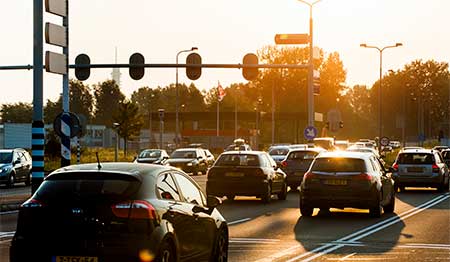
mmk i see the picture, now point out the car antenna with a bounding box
[96,152,102,170]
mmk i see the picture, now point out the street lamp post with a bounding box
[149,93,155,148]
[360,42,402,150]
[176,47,198,148]
[113,122,120,162]
[298,0,322,127]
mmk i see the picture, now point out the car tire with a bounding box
[6,173,15,188]
[211,228,228,262]
[261,183,272,204]
[369,192,383,218]
[156,240,176,262]
[383,191,395,213]
[277,181,288,200]
[300,203,313,217]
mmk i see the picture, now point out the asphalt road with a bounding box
[1,175,449,261]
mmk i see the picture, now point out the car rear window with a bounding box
[287,151,318,160]
[397,153,434,164]
[269,148,289,156]
[215,154,260,166]
[311,157,366,172]
[171,150,196,158]
[34,172,141,203]
[139,150,161,158]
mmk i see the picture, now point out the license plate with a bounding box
[226,172,244,177]
[54,256,98,262]
[407,167,423,172]
[324,179,347,186]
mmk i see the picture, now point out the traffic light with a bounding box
[186,53,202,80]
[74,54,90,81]
[242,53,259,81]
[339,121,344,128]
[129,53,145,80]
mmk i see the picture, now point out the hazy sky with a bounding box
[1,0,449,105]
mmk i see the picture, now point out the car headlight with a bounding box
[1,167,10,173]
[187,162,193,166]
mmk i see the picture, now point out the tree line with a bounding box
[1,45,449,144]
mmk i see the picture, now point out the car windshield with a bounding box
[397,153,434,165]
[269,148,289,156]
[287,151,318,160]
[311,157,366,172]
[139,150,161,158]
[226,145,248,151]
[0,152,12,164]
[442,151,450,160]
[171,150,197,159]
[216,154,260,166]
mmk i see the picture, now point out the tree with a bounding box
[1,102,33,123]
[69,79,94,122]
[44,98,62,124]
[93,80,125,127]
[113,101,143,156]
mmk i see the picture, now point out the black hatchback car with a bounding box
[11,163,228,262]
[207,151,287,203]
[300,151,395,217]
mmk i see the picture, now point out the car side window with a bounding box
[265,153,277,168]
[173,172,205,206]
[156,173,181,201]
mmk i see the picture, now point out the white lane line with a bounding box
[232,237,280,242]
[0,210,19,215]
[228,217,252,225]
[262,193,449,262]
[0,231,15,236]
[339,253,356,261]
[299,194,450,262]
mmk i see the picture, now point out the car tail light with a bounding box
[392,163,399,172]
[354,173,372,181]
[112,200,156,220]
[432,164,439,173]
[281,160,288,167]
[21,198,44,208]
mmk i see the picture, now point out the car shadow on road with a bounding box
[395,189,449,210]
[293,210,405,255]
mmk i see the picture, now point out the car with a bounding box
[10,163,228,262]
[389,141,401,149]
[300,151,396,217]
[334,140,349,150]
[268,145,291,165]
[346,146,380,158]
[167,148,208,175]
[401,146,424,151]
[280,147,325,190]
[441,149,450,167]
[224,138,252,151]
[203,149,216,167]
[206,151,288,203]
[134,149,169,165]
[391,149,450,192]
[313,137,336,151]
[432,145,450,153]
[0,148,32,187]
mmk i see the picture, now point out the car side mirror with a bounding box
[197,156,203,160]
[206,195,222,208]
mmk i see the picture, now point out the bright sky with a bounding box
[1,0,449,105]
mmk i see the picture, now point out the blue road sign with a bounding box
[304,126,318,140]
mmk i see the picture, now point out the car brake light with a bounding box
[281,160,288,167]
[392,163,399,172]
[432,164,439,173]
[354,173,372,181]
[21,198,44,208]
[112,200,156,219]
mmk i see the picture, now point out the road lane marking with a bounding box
[228,217,252,225]
[339,253,356,261]
[231,237,280,242]
[257,193,449,262]
[0,210,19,215]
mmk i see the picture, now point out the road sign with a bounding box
[380,137,390,146]
[304,126,318,140]
[45,51,67,75]
[45,22,67,47]
[53,112,81,138]
[275,34,309,45]
[45,0,67,17]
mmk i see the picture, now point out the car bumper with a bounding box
[393,173,443,187]
[300,188,378,209]
[207,179,269,197]
[286,172,305,187]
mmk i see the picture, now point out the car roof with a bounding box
[220,150,265,156]
[0,149,15,153]
[400,148,432,154]
[316,151,372,160]
[288,147,325,153]
[173,148,199,152]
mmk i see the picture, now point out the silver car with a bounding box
[391,149,449,192]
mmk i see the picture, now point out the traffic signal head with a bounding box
[129,53,145,80]
[186,53,202,80]
[242,53,259,81]
[339,121,344,128]
[74,54,90,81]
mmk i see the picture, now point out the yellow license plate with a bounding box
[226,172,244,177]
[55,256,99,262]
[324,179,347,186]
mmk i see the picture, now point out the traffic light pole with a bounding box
[61,1,70,167]
[308,4,314,127]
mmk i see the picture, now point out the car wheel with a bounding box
[226,195,235,201]
[277,181,288,200]
[300,203,313,217]
[369,192,382,218]
[156,240,176,262]
[383,191,395,213]
[25,172,31,186]
[6,173,15,188]
[261,183,272,204]
[211,229,228,262]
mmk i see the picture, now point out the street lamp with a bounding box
[176,47,198,149]
[360,42,402,150]
[297,0,323,127]
[113,122,120,162]
[148,93,155,148]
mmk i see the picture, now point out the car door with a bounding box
[373,157,394,205]
[434,152,449,184]
[13,151,25,180]
[264,153,284,191]
[172,171,217,260]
